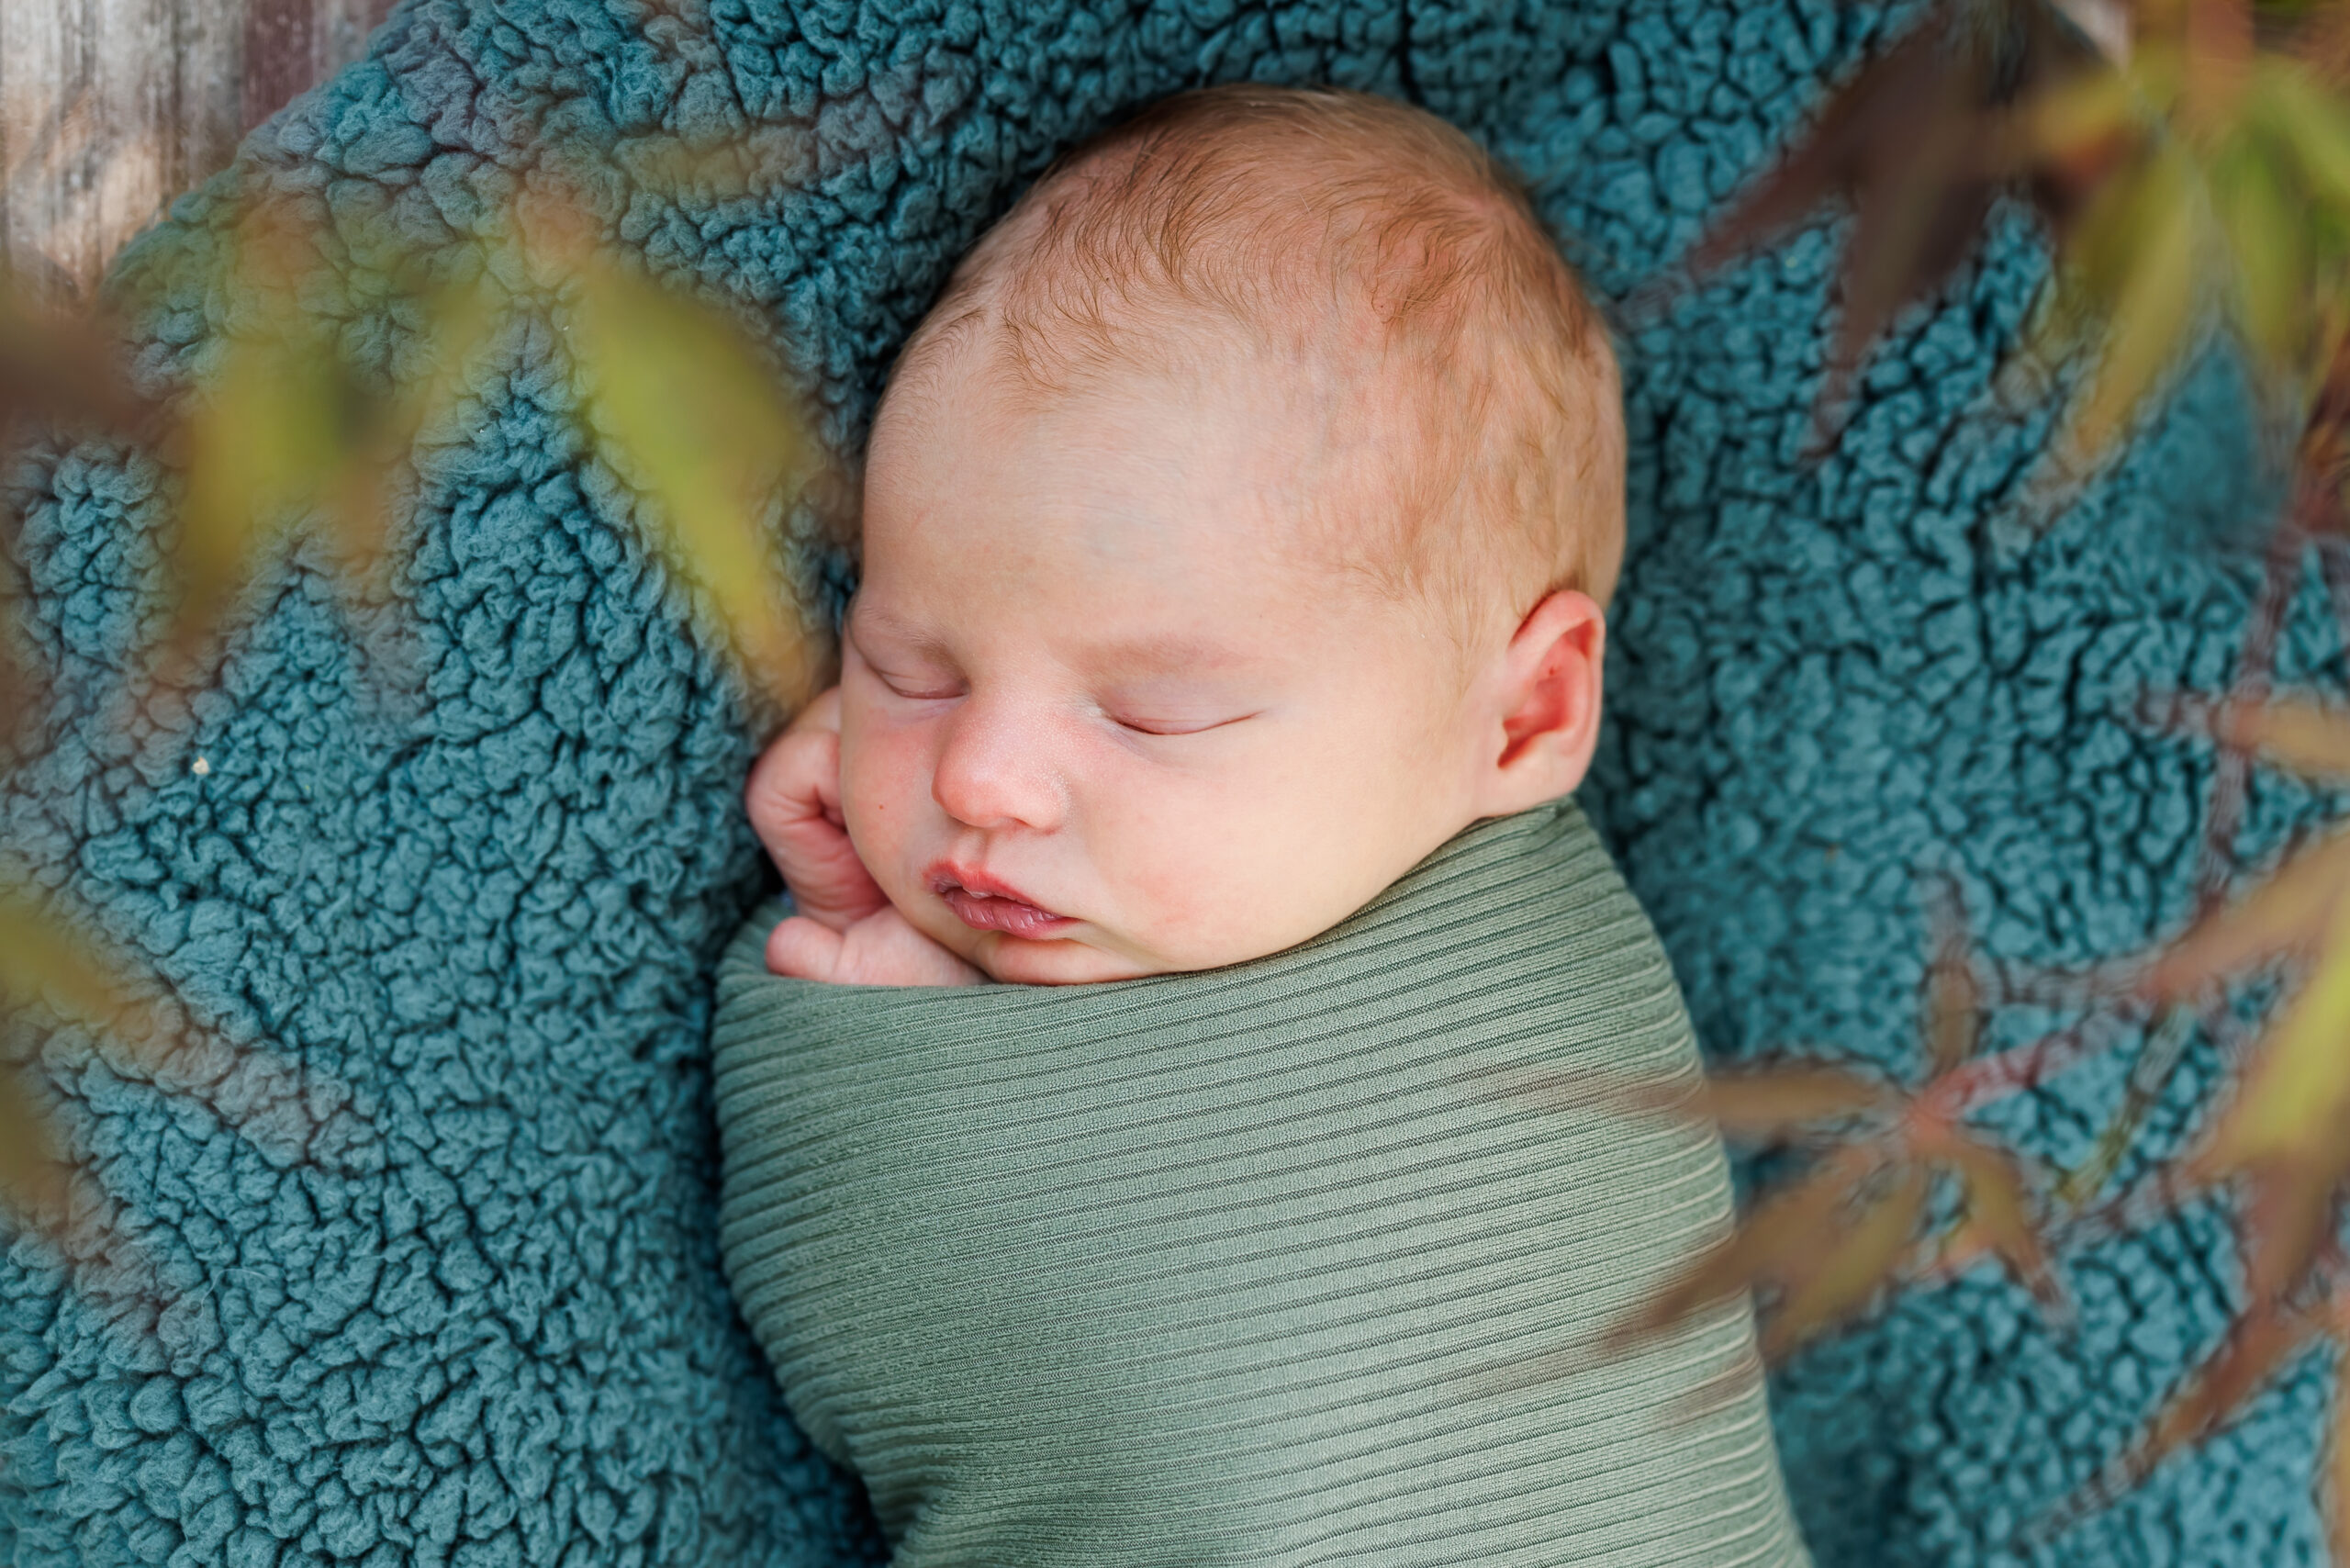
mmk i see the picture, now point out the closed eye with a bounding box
[1108,711,1259,737]
[873,672,963,702]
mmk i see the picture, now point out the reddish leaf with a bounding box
[2064,1304,2322,1529]
[1657,0,2093,429]
[1696,1064,1898,1139]
[2216,695,2350,781]
[1936,1131,2065,1308]
[1923,880,1984,1079]
[2235,1154,2348,1305]
[1760,1161,1930,1360]
[1608,1146,1881,1351]
[1469,1054,1890,1143]
[0,272,151,441]
[2052,140,2204,465]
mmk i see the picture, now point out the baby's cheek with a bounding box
[837,721,934,885]
[1103,801,1281,967]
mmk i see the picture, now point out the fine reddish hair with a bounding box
[882,84,1627,622]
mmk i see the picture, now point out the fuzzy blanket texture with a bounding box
[0,0,2334,1565]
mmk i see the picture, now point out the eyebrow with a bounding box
[849,602,1256,679]
[1081,634,1255,679]
[845,601,950,655]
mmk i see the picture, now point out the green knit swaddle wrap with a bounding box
[711,801,1812,1565]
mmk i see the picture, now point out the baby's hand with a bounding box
[745,688,983,987]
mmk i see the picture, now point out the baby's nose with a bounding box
[930,701,1067,833]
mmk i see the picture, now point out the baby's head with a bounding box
[840,84,1625,983]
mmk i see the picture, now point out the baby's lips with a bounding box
[925,860,1076,939]
[937,885,1075,939]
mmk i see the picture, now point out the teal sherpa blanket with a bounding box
[0,0,2333,1564]
[712,803,1810,1567]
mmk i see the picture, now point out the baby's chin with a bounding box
[968,932,1168,985]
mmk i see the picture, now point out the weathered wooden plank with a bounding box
[2,0,391,304]
[246,0,395,133]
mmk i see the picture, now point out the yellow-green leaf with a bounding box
[2023,62,2143,165]
[325,276,503,597]
[2063,143,2205,464]
[169,320,352,660]
[2210,136,2309,365]
[2255,58,2350,215]
[565,256,825,711]
[2197,899,2350,1172]
[0,891,162,1043]
[2145,824,2350,997]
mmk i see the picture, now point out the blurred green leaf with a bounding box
[0,1056,69,1225]
[170,312,356,666]
[2195,900,2350,1175]
[0,890,165,1043]
[2257,55,2350,206]
[161,203,504,681]
[2210,137,2308,361]
[564,252,826,712]
[2057,142,2204,463]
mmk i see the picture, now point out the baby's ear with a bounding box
[1476,589,1606,816]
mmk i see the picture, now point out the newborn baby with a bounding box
[746,83,1622,989]
[715,84,1812,1565]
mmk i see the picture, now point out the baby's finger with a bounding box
[744,720,840,849]
[767,913,847,981]
[837,908,986,987]
[746,701,887,931]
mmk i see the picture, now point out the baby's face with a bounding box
[840,342,1497,983]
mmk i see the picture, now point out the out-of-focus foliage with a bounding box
[1606,901,2061,1362]
[1648,0,2103,437]
[2023,8,2350,462]
[519,196,828,712]
[0,181,829,1272]
[7,0,2350,1552]
[0,889,172,1240]
[1616,0,2350,1554]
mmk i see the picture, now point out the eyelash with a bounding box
[867,666,1247,736]
[1107,712,1250,738]
[873,673,961,702]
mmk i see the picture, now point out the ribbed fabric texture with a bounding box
[711,801,1812,1566]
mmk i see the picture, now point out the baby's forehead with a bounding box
[870,84,1622,614]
